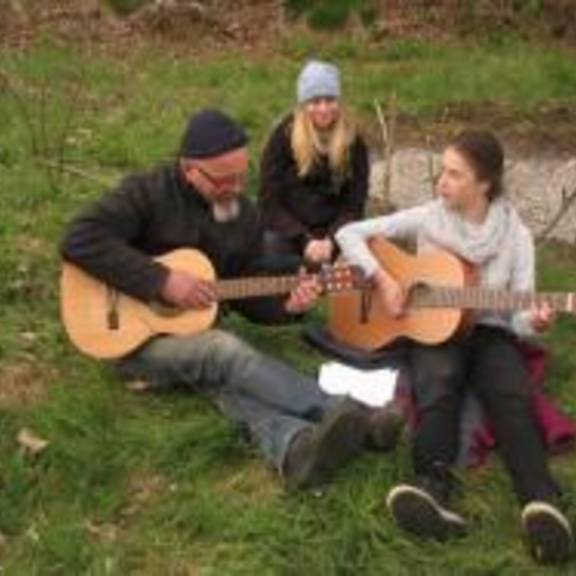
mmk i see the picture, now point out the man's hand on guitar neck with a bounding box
[284,269,322,314]
[374,268,406,318]
[161,270,216,309]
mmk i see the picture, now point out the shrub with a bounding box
[283,0,376,30]
[103,0,150,16]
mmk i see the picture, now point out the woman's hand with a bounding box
[304,238,334,265]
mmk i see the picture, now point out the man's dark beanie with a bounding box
[180,109,248,159]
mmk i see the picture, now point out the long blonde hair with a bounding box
[290,104,356,179]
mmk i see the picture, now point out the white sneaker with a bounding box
[386,484,467,541]
[522,501,574,564]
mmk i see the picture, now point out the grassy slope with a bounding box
[0,33,576,574]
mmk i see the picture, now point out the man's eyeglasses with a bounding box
[194,164,248,189]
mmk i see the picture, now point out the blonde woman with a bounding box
[258,60,368,268]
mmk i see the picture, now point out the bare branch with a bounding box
[372,94,397,214]
[55,71,88,175]
[35,157,114,187]
[536,186,576,243]
[0,70,41,155]
[374,99,388,149]
[424,135,437,199]
[1,62,91,194]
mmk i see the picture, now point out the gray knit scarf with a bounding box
[421,198,524,265]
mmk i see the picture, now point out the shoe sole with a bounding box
[522,502,574,564]
[386,485,466,541]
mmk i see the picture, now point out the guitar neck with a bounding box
[215,275,301,301]
[413,286,576,315]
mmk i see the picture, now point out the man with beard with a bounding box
[60,109,403,490]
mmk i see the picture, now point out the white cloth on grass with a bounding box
[318,361,398,407]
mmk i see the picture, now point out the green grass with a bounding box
[1,32,576,574]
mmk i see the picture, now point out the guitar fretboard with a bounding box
[214,265,362,300]
[215,275,302,300]
[412,286,576,314]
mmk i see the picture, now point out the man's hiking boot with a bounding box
[522,501,574,564]
[364,400,405,451]
[282,398,367,490]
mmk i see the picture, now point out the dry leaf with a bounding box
[20,331,38,343]
[125,379,152,392]
[85,520,119,543]
[17,428,49,455]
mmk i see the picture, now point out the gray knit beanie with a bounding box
[296,60,341,104]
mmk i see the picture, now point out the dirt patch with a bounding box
[0,0,284,52]
[12,235,50,257]
[130,0,282,47]
[363,100,576,159]
[118,471,171,520]
[128,472,169,504]
[4,1,576,49]
[0,362,54,408]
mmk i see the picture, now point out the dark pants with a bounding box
[407,325,560,505]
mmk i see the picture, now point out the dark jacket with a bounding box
[258,114,369,252]
[60,163,297,324]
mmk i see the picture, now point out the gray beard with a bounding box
[212,199,240,223]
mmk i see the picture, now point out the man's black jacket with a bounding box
[60,163,298,324]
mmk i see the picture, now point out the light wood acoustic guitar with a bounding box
[328,237,576,351]
[61,248,364,359]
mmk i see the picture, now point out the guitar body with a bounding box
[327,238,475,350]
[60,249,218,359]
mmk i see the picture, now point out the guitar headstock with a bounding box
[319,264,368,293]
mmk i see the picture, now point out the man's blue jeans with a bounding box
[118,329,341,472]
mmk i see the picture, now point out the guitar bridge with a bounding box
[106,287,120,330]
[360,281,373,324]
